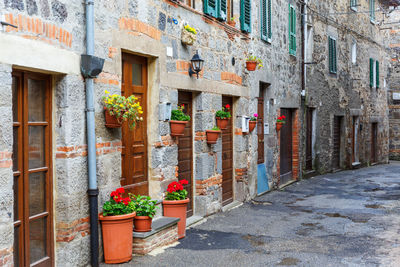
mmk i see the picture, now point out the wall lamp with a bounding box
[188,51,204,79]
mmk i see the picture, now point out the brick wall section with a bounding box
[196,175,222,195]
[132,224,178,255]
[56,217,90,243]
[292,110,300,180]
[0,247,13,267]
[4,13,72,47]
[94,72,120,86]
[235,168,248,182]
[221,72,242,85]
[56,141,122,159]
[118,18,161,40]
[154,136,177,147]
[0,151,12,168]
[175,60,204,77]
[194,132,206,141]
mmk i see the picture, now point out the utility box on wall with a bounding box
[159,102,172,121]
[242,116,250,133]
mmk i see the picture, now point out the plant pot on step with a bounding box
[99,212,136,264]
[206,130,221,144]
[163,198,190,239]
[104,109,122,128]
[249,121,256,132]
[276,122,284,132]
[134,216,153,232]
[216,118,229,130]
[170,120,188,136]
[246,61,257,71]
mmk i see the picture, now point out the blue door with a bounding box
[257,92,269,194]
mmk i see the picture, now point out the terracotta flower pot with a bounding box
[134,216,153,232]
[104,109,122,128]
[249,121,257,132]
[216,117,229,130]
[163,198,190,239]
[246,61,257,71]
[99,212,136,264]
[206,130,221,144]
[227,20,236,27]
[276,122,284,132]
[170,120,188,136]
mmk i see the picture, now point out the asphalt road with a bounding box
[104,162,400,267]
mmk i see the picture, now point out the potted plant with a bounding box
[170,104,191,136]
[162,179,189,239]
[276,115,286,132]
[206,126,221,144]
[249,113,258,132]
[129,195,158,232]
[181,24,197,46]
[246,55,263,71]
[227,16,236,27]
[215,104,231,130]
[102,90,143,129]
[99,187,135,264]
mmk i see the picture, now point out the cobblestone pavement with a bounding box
[104,162,400,267]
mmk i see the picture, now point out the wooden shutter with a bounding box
[240,0,251,33]
[370,0,375,21]
[261,0,267,41]
[289,4,296,55]
[376,60,380,88]
[267,0,272,40]
[329,37,337,74]
[204,0,218,17]
[329,38,333,73]
[370,58,374,87]
[218,0,227,20]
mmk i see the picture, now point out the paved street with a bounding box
[111,163,400,267]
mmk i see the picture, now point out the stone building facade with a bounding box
[0,0,304,266]
[302,0,393,175]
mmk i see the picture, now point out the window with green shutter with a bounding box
[204,0,218,17]
[350,0,358,11]
[261,0,272,42]
[218,0,227,21]
[289,4,296,56]
[240,0,251,33]
[370,0,375,22]
[376,60,380,88]
[370,58,374,88]
[328,36,337,74]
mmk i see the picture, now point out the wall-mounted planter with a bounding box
[249,121,256,132]
[206,130,221,144]
[104,109,122,128]
[181,29,196,46]
[170,120,188,136]
[133,216,153,232]
[245,61,257,71]
[276,122,284,132]
[216,118,229,130]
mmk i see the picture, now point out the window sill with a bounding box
[350,7,357,12]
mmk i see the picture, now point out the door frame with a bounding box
[279,108,294,185]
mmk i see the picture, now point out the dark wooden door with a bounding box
[257,95,265,164]
[178,92,193,217]
[222,96,233,206]
[305,108,313,170]
[371,123,378,163]
[332,116,341,170]
[121,54,148,195]
[13,71,53,267]
[280,109,293,185]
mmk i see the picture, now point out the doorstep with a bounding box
[222,200,242,212]
[186,215,204,227]
[132,216,179,255]
[352,162,361,169]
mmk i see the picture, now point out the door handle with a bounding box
[259,139,264,143]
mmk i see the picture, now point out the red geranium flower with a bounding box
[110,191,118,197]
[180,179,189,185]
[122,197,130,206]
[225,104,231,109]
[116,187,125,194]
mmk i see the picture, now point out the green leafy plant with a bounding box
[215,104,231,119]
[102,187,134,216]
[246,55,264,69]
[171,104,191,121]
[184,24,197,35]
[165,180,189,200]
[211,126,221,131]
[229,16,237,22]
[102,90,143,129]
[128,195,158,218]
[250,113,258,121]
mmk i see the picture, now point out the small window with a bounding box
[289,4,296,56]
[183,0,195,8]
[351,42,357,64]
[328,36,337,74]
[261,0,272,42]
[370,0,376,22]
[204,0,227,20]
[369,58,380,89]
[350,0,358,11]
[240,0,251,33]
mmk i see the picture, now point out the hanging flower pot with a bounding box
[206,128,221,144]
[163,180,190,239]
[133,216,153,232]
[104,109,122,128]
[245,55,263,71]
[246,61,257,71]
[249,121,257,132]
[170,104,191,136]
[216,118,229,130]
[181,25,197,46]
[276,122,284,132]
[276,115,286,132]
[215,104,231,130]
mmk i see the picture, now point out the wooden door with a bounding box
[178,92,193,217]
[371,123,378,163]
[222,96,233,206]
[305,108,313,170]
[121,54,148,195]
[12,71,53,267]
[332,116,341,170]
[280,109,293,185]
[257,94,265,164]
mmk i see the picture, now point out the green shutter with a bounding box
[333,39,337,73]
[204,0,218,18]
[240,0,251,33]
[218,0,227,21]
[267,0,272,40]
[289,4,296,56]
[328,37,337,74]
[351,0,357,8]
[376,60,380,88]
[261,0,267,41]
[370,58,374,87]
[370,0,375,21]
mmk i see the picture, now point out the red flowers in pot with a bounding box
[276,115,286,132]
[249,113,258,132]
[215,104,231,130]
[163,179,189,238]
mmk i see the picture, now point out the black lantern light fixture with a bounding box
[188,50,204,79]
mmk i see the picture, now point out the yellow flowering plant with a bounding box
[184,24,197,35]
[102,90,143,129]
